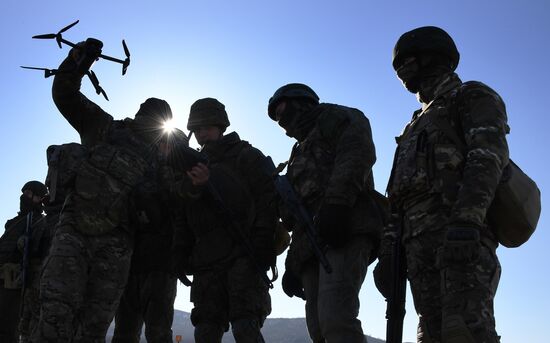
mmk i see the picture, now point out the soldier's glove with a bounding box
[372,232,396,299]
[373,254,393,299]
[281,270,305,300]
[274,221,291,256]
[70,38,103,75]
[442,226,481,264]
[317,203,353,248]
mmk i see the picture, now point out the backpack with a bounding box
[429,83,541,247]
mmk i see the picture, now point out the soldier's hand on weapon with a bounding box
[186,162,209,186]
[70,38,103,74]
[373,221,400,299]
[282,270,305,300]
[317,203,353,248]
[442,226,481,264]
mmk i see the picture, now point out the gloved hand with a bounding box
[274,221,291,256]
[316,203,353,248]
[373,254,393,299]
[281,270,305,300]
[442,226,481,264]
[372,230,397,299]
[71,38,103,74]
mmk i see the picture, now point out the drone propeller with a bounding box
[32,20,79,49]
[122,40,130,75]
[20,66,59,78]
[86,70,109,101]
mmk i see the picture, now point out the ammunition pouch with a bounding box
[440,227,481,265]
[0,263,21,289]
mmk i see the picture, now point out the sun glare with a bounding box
[163,119,176,134]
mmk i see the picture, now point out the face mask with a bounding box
[277,102,300,138]
[20,194,40,214]
[277,100,318,140]
[396,58,422,93]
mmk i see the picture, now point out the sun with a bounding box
[163,119,176,134]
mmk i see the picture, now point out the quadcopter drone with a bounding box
[21,20,130,101]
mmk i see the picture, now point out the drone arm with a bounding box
[59,38,78,49]
[86,71,109,101]
[98,54,124,64]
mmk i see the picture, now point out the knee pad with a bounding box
[442,314,476,343]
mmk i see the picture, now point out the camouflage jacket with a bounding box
[129,166,179,273]
[284,103,381,273]
[387,73,509,238]
[175,132,277,272]
[52,56,161,235]
[0,211,45,264]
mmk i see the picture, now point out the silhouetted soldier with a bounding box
[173,98,277,343]
[375,26,508,342]
[32,39,173,343]
[0,181,46,343]
[267,83,382,343]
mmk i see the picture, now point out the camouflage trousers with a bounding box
[300,235,373,343]
[19,262,43,343]
[112,271,177,343]
[31,222,132,343]
[405,230,501,343]
[190,256,271,343]
[0,284,21,343]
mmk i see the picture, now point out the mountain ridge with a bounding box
[107,309,389,342]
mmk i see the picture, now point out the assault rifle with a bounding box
[19,212,34,313]
[166,139,274,288]
[263,156,331,274]
[385,213,407,343]
[205,182,275,288]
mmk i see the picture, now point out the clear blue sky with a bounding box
[1,1,548,342]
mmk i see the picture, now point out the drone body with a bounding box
[21,20,131,101]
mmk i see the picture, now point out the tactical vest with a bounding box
[0,213,45,264]
[287,105,375,214]
[66,120,156,235]
[388,89,466,208]
[186,141,256,270]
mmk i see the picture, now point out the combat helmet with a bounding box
[268,83,320,120]
[392,26,460,71]
[135,97,173,121]
[21,180,48,197]
[187,97,230,131]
